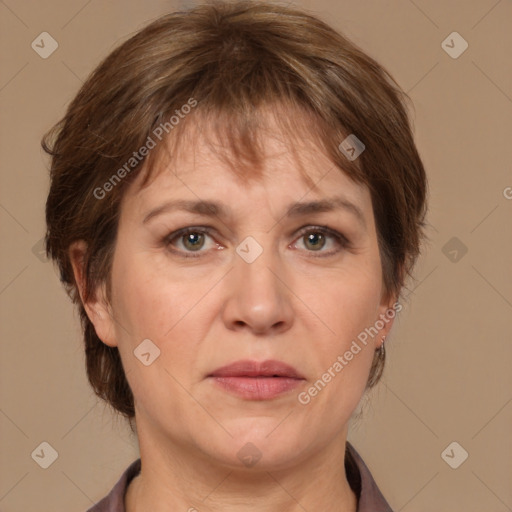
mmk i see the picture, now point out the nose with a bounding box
[221,240,294,336]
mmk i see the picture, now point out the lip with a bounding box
[208,359,305,400]
[210,359,304,379]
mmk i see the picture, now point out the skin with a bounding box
[70,114,397,512]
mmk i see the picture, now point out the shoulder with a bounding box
[345,441,394,512]
[86,459,141,512]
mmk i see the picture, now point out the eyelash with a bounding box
[164,225,351,259]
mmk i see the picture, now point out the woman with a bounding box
[42,1,428,510]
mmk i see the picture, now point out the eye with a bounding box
[292,226,350,256]
[164,225,350,258]
[165,227,218,257]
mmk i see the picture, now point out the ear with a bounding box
[69,240,118,347]
[374,288,402,349]
[373,260,406,348]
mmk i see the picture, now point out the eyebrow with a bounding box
[142,196,366,229]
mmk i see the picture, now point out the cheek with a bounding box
[109,248,214,377]
[108,252,206,422]
[303,266,382,389]
[307,266,382,342]
[110,247,188,338]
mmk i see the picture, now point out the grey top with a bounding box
[86,441,393,511]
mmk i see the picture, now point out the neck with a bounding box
[125,424,358,512]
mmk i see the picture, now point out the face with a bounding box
[77,115,397,472]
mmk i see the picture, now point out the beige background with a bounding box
[1,0,511,510]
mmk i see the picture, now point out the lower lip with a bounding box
[210,376,304,400]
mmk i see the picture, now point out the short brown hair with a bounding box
[42,0,428,425]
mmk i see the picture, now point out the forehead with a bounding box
[123,106,370,218]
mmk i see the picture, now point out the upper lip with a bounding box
[209,359,304,379]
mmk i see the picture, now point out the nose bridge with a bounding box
[235,232,282,298]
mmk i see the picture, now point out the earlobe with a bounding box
[68,241,118,347]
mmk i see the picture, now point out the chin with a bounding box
[206,424,310,472]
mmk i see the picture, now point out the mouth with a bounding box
[208,360,305,400]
